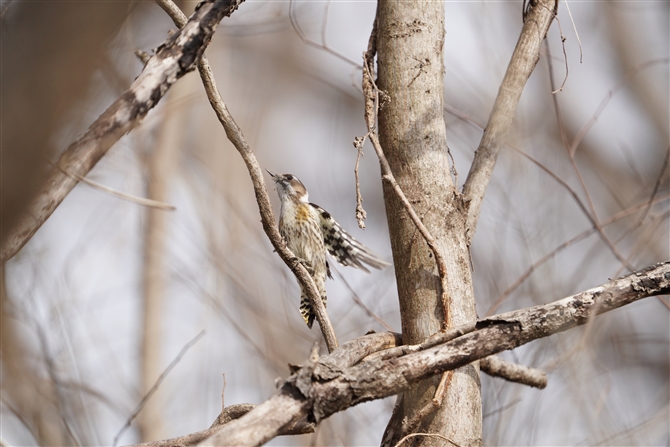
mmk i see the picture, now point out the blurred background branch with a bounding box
[1,0,667,445]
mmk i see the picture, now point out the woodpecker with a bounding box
[267,171,390,328]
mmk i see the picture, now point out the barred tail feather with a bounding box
[299,294,314,328]
[299,290,327,329]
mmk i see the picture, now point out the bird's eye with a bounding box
[285,174,293,180]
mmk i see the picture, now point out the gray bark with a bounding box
[374,1,479,445]
[191,262,670,447]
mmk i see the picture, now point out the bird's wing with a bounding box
[310,203,391,272]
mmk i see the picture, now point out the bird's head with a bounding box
[267,170,309,203]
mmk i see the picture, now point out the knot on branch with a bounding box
[284,344,350,423]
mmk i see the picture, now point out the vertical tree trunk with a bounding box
[138,77,191,442]
[376,1,481,445]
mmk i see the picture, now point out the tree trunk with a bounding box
[376,1,481,446]
[139,77,191,442]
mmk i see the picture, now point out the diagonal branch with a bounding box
[462,0,558,244]
[124,404,314,447]
[480,355,546,389]
[198,261,670,446]
[0,0,244,262]
[113,331,205,446]
[156,0,338,352]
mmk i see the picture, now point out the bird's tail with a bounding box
[299,290,327,328]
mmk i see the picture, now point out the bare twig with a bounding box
[353,135,368,229]
[156,0,338,352]
[126,404,314,447]
[636,146,669,226]
[563,0,583,63]
[546,52,669,272]
[432,371,452,406]
[46,158,176,210]
[394,433,460,447]
[446,99,670,310]
[396,369,454,438]
[332,265,394,332]
[381,174,451,326]
[446,144,459,187]
[221,374,226,420]
[288,0,361,68]
[542,5,569,94]
[362,321,476,363]
[113,331,205,446]
[556,57,668,254]
[486,193,670,316]
[462,0,558,243]
[569,58,669,158]
[480,355,547,389]
[0,0,243,262]
[398,391,449,443]
[547,58,670,272]
[198,261,670,446]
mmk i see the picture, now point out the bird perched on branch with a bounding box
[267,171,390,328]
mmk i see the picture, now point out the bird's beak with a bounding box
[266,169,278,181]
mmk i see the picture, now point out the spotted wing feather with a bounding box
[310,203,390,272]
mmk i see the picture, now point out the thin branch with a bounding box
[544,5,569,94]
[462,0,558,244]
[362,326,548,391]
[288,0,361,69]
[398,394,449,444]
[331,265,394,332]
[563,0,583,64]
[636,146,669,226]
[353,135,368,229]
[47,158,176,211]
[394,369,453,440]
[546,50,666,272]
[113,331,205,446]
[0,0,243,262]
[480,355,547,389]
[381,173,451,326]
[394,433,461,447]
[198,262,670,446]
[446,99,669,303]
[363,321,477,363]
[125,404,314,447]
[569,58,670,158]
[156,0,338,352]
[486,193,670,316]
[432,371,452,406]
[220,374,226,421]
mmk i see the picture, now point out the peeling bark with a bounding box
[193,262,670,447]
